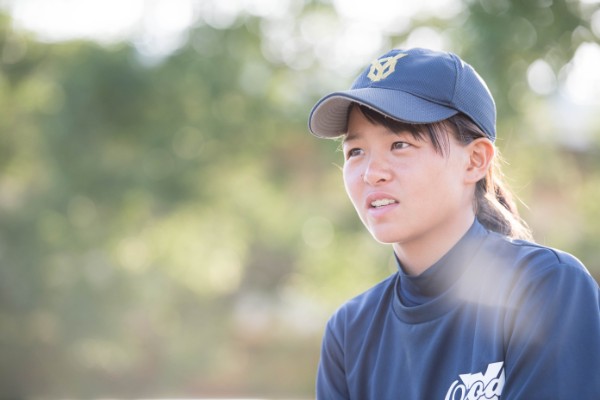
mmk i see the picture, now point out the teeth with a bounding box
[371,199,396,208]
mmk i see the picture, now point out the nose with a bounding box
[362,156,392,185]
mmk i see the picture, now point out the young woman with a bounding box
[308,48,600,399]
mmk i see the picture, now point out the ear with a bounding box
[464,138,495,184]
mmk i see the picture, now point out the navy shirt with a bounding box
[317,220,600,399]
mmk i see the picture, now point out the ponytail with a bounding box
[449,115,533,241]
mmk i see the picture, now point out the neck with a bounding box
[393,212,476,276]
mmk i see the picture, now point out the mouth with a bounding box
[369,198,398,209]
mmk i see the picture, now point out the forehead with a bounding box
[343,107,421,144]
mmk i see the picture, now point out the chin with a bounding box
[367,228,404,245]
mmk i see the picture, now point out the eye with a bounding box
[391,141,410,151]
[345,148,363,159]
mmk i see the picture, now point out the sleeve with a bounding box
[316,317,350,400]
[501,262,600,399]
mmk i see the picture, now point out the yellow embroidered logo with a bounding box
[367,53,408,82]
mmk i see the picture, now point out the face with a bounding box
[342,107,476,255]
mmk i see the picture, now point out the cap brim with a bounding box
[308,87,458,138]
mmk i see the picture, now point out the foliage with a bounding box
[0,1,599,397]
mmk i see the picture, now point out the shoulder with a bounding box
[461,230,597,311]
[485,231,590,277]
[326,274,397,335]
[487,238,600,398]
[481,231,598,300]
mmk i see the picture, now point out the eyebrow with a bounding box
[342,131,359,144]
[343,129,406,144]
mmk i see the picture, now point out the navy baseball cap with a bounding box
[308,48,497,141]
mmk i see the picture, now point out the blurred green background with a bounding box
[1,0,599,398]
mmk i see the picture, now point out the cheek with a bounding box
[423,162,466,202]
[404,162,456,203]
[342,166,362,206]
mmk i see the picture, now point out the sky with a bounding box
[0,0,461,68]
[1,0,196,59]
[1,0,599,106]
[1,0,460,43]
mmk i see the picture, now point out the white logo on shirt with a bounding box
[444,361,505,400]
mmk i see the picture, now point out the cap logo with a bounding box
[367,53,407,82]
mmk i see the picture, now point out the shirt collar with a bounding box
[395,219,489,306]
